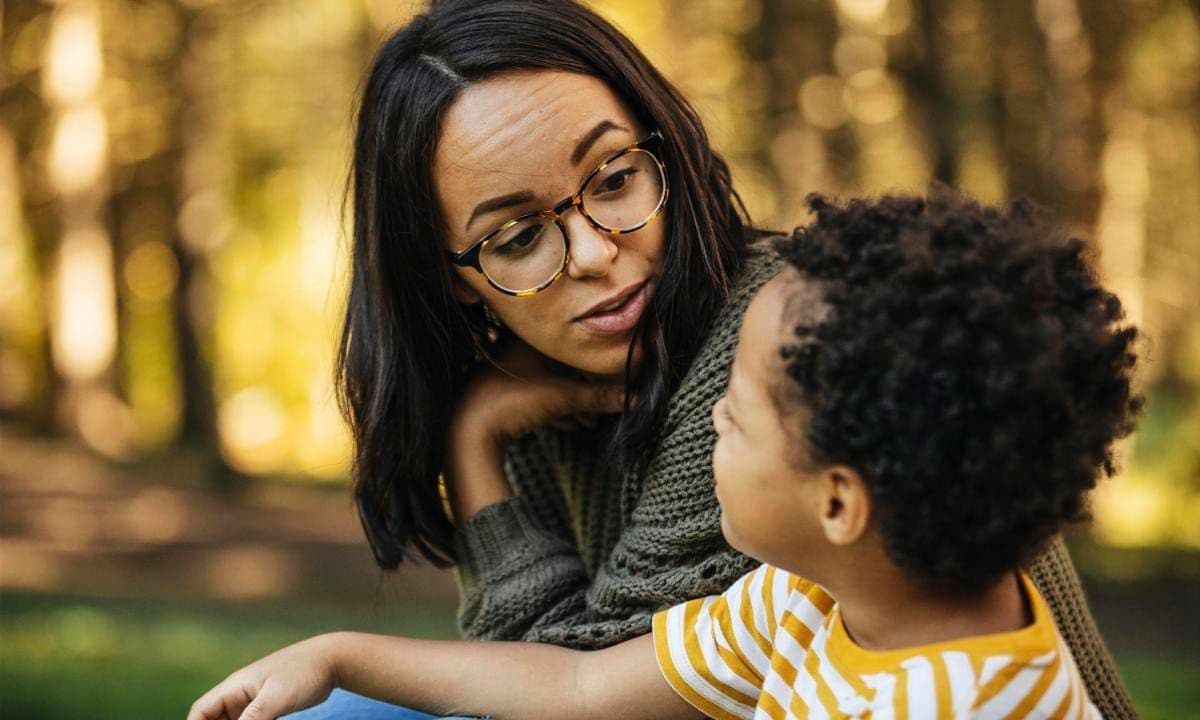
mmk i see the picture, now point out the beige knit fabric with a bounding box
[453,241,1137,718]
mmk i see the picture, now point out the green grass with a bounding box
[0,591,457,720]
[1117,659,1200,720]
[2,591,1197,719]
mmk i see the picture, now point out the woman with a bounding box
[296,0,1135,717]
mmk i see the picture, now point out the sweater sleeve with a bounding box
[452,430,593,642]
[1027,535,1139,719]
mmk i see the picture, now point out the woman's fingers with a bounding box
[534,378,624,419]
[452,337,629,448]
[570,381,626,415]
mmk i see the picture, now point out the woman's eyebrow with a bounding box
[466,190,537,233]
[570,119,627,165]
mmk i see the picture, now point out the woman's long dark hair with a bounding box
[338,0,750,569]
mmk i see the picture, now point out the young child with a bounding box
[188,190,1140,720]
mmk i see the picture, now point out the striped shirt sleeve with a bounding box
[652,563,787,720]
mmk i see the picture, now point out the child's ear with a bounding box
[817,466,870,546]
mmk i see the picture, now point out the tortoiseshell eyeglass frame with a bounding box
[446,130,669,297]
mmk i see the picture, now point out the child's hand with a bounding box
[186,634,339,720]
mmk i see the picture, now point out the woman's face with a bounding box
[434,70,666,379]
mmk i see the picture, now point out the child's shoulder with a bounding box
[822,572,1096,718]
[750,564,837,621]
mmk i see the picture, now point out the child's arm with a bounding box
[187,632,702,720]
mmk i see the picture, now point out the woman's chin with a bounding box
[572,338,643,380]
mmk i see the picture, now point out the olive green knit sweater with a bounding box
[453,242,1137,718]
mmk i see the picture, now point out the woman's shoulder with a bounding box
[659,232,790,414]
[722,231,790,325]
[740,231,789,284]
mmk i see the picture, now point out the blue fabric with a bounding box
[282,688,486,720]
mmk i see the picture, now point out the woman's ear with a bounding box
[449,273,483,305]
[817,466,870,546]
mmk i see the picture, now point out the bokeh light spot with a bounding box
[799,75,849,130]
[124,241,180,304]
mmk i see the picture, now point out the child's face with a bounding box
[711,269,831,573]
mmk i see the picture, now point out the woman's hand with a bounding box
[456,338,627,443]
[186,635,340,720]
[445,337,626,522]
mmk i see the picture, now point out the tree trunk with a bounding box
[1,0,62,431]
[901,0,958,186]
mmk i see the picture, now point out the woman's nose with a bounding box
[563,212,618,279]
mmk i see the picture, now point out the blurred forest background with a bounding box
[1,0,1198,717]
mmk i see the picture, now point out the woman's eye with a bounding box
[496,225,541,255]
[594,168,636,195]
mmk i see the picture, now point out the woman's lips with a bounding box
[576,282,648,335]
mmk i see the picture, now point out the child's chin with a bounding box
[718,512,748,556]
[719,514,773,568]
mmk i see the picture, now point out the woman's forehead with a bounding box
[435,71,639,208]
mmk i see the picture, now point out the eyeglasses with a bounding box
[447,131,669,297]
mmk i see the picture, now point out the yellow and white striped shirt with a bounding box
[653,564,1098,719]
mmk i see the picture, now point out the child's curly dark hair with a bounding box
[774,188,1143,595]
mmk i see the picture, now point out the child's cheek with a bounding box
[711,436,728,487]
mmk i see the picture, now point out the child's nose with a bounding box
[712,396,726,432]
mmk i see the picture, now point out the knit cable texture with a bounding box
[451,240,1136,718]
[1029,535,1138,718]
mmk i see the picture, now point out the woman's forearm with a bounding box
[326,632,698,720]
[444,422,513,522]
